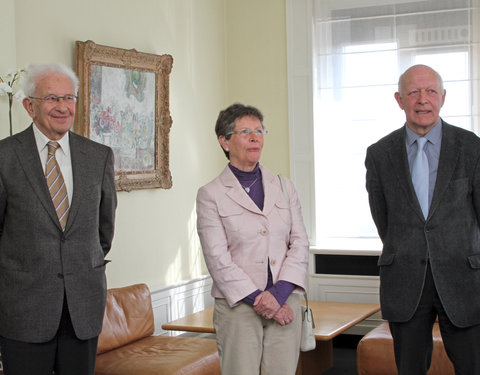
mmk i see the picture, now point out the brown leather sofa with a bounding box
[95,283,220,375]
[356,321,454,375]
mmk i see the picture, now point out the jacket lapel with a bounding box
[64,133,88,232]
[219,165,283,217]
[220,166,263,214]
[260,166,282,217]
[429,122,458,218]
[13,125,61,228]
[387,128,426,220]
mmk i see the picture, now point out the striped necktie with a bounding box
[46,141,69,230]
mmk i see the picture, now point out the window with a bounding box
[286,0,480,251]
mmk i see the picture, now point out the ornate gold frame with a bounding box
[75,40,173,191]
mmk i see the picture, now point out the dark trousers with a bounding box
[0,298,98,375]
[389,264,480,375]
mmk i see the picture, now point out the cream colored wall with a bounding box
[2,0,289,289]
[225,0,290,176]
[0,0,18,139]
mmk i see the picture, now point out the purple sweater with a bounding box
[228,163,296,307]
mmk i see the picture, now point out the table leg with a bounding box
[296,340,334,375]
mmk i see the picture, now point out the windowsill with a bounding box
[310,238,382,256]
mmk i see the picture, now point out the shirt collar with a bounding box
[405,118,442,147]
[32,123,70,155]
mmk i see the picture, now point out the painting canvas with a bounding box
[90,65,155,172]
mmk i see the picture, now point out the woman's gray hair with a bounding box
[22,63,79,97]
[215,103,264,159]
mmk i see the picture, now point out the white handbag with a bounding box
[300,293,316,352]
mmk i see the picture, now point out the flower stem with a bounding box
[8,93,13,136]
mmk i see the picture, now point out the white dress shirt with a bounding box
[32,124,74,205]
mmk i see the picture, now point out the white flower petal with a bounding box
[6,69,16,80]
[0,82,13,96]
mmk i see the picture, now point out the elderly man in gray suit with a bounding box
[366,64,480,375]
[0,63,117,375]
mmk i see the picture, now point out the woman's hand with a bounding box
[253,291,281,319]
[273,304,294,326]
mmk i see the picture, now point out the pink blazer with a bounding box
[196,164,309,307]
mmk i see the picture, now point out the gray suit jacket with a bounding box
[366,121,480,327]
[0,125,117,342]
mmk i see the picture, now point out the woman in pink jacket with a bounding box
[196,103,309,375]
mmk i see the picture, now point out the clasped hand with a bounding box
[253,291,294,326]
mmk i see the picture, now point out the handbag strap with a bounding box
[278,174,288,201]
[303,293,315,327]
[279,175,313,326]
[278,174,292,235]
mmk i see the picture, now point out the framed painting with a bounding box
[75,40,173,191]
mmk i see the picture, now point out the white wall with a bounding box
[1,0,290,290]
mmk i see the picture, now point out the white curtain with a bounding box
[288,0,480,250]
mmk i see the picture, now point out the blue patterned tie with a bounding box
[411,137,429,219]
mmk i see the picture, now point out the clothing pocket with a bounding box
[467,253,480,269]
[377,252,395,266]
[218,204,243,232]
[93,259,111,269]
[274,199,291,227]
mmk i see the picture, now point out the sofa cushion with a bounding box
[95,336,220,375]
[97,284,154,354]
[356,321,454,375]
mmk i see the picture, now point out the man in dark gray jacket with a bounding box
[0,63,117,375]
[366,64,480,374]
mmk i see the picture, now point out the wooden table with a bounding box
[162,301,380,374]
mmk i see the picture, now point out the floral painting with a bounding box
[89,65,155,172]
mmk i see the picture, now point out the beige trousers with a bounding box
[213,293,302,375]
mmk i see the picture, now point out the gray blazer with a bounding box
[366,121,480,327]
[0,125,117,343]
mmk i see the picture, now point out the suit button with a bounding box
[260,229,268,236]
[270,259,276,266]
[420,259,427,265]
[57,273,64,279]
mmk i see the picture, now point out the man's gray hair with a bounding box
[22,63,79,97]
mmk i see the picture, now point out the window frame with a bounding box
[286,0,479,253]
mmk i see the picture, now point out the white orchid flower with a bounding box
[5,69,16,81]
[0,82,13,96]
[1,68,25,135]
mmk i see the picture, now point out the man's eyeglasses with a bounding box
[29,95,78,104]
[226,128,268,138]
